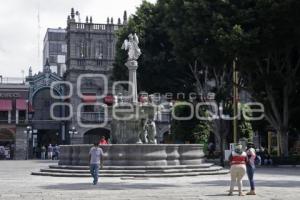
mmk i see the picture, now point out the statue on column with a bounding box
[121,33,141,61]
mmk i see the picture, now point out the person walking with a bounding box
[89,142,104,185]
[47,144,53,160]
[41,145,46,160]
[53,145,60,160]
[246,142,256,195]
[228,143,248,196]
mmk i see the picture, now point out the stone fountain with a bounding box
[31,33,228,177]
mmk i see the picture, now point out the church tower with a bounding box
[64,8,124,144]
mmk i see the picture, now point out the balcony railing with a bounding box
[80,110,172,124]
[80,112,109,124]
[0,76,25,84]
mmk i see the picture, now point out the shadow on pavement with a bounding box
[255,168,300,176]
[40,182,178,191]
[204,194,229,197]
[191,180,300,188]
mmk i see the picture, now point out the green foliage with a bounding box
[113,1,190,94]
[171,102,212,143]
[113,0,300,153]
[238,103,254,141]
[171,102,198,142]
[193,115,212,143]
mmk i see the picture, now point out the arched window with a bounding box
[95,41,103,59]
[76,41,85,58]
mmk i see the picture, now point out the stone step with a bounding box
[49,163,214,170]
[32,169,229,177]
[40,166,223,174]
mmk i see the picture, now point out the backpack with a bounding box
[254,155,261,165]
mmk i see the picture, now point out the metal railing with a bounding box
[80,112,109,123]
[0,76,25,84]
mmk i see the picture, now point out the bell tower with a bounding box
[64,8,125,144]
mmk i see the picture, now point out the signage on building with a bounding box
[0,93,21,98]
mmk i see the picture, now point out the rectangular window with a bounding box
[19,111,26,121]
[0,111,8,123]
[83,105,94,112]
[61,44,67,53]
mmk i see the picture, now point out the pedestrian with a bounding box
[228,143,248,196]
[208,142,215,158]
[246,142,256,195]
[41,145,46,160]
[0,146,6,160]
[53,145,60,160]
[47,144,53,160]
[89,142,104,185]
[99,136,108,145]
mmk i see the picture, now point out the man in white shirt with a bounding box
[89,143,104,185]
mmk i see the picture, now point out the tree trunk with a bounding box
[212,120,221,152]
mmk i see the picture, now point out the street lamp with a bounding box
[232,58,238,144]
[24,126,32,160]
[68,126,78,144]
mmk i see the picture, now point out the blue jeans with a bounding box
[90,164,99,184]
[246,165,255,190]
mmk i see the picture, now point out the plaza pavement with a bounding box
[0,160,299,200]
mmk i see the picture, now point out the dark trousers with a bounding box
[246,165,255,190]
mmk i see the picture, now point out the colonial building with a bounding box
[63,8,126,144]
[0,77,30,159]
[16,9,171,155]
[26,64,65,151]
[43,28,67,76]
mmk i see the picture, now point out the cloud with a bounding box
[0,0,157,77]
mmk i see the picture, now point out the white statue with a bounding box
[139,119,148,144]
[146,119,157,144]
[122,33,141,61]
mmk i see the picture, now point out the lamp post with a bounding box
[68,126,78,144]
[232,58,238,144]
[24,126,32,160]
[219,105,225,167]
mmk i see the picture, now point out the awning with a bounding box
[82,95,97,103]
[0,100,12,111]
[16,99,27,110]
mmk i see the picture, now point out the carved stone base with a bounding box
[58,144,205,166]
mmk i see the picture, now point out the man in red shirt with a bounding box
[99,136,108,145]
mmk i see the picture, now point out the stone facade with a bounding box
[64,9,125,144]
[0,82,30,159]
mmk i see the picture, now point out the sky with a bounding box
[0,0,156,78]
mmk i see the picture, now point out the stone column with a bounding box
[8,111,11,124]
[15,126,27,160]
[16,110,19,124]
[125,61,138,104]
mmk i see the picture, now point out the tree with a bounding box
[234,0,300,156]
[113,1,190,94]
[113,0,300,156]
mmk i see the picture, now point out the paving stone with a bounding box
[0,161,299,200]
